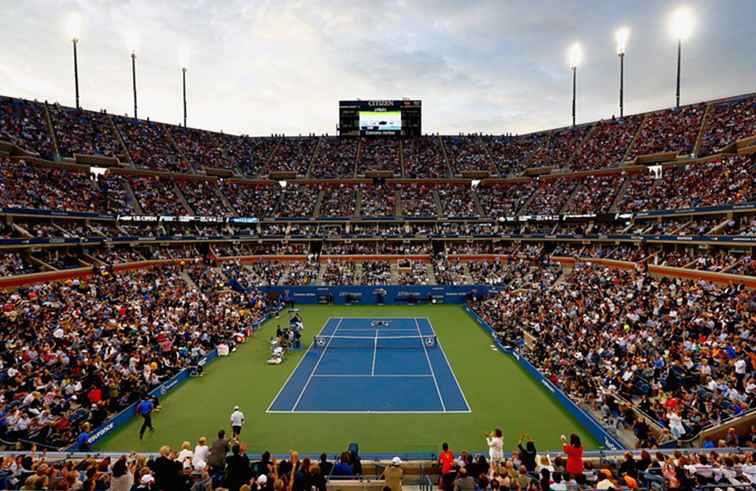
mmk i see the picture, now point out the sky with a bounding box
[1,0,755,136]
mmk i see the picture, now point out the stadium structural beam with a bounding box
[72,39,80,110]
[131,52,138,119]
[182,68,187,127]
[675,39,681,108]
[571,66,577,127]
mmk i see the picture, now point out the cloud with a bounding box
[2,0,755,136]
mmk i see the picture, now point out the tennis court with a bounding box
[267,317,471,413]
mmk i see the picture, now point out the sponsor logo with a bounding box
[87,421,115,444]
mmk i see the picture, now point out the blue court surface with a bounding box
[268,317,471,413]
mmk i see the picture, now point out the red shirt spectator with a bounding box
[87,387,102,405]
[439,443,454,474]
[562,434,584,476]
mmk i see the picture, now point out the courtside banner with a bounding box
[261,285,490,305]
[463,305,625,450]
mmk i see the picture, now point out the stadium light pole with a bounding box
[615,27,629,118]
[67,14,82,109]
[131,51,138,119]
[568,43,583,127]
[670,7,694,108]
[182,67,187,127]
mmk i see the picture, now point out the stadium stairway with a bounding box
[693,102,715,157]
[608,177,631,213]
[460,262,474,283]
[10,223,32,238]
[550,262,573,288]
[432,190,443,216]
[389,261,401,283]
[212,184,235,214]
[558,182,583,213]
[172,181,195,214]
[622,112,650,162]
[354,188,363,216]
[179,270,199,290]
[425,261,437,284]
[515,188,539,216]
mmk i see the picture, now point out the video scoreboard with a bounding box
[339,100,421,136]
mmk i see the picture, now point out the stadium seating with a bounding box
[469,263,753,445]
[0,89,754,458]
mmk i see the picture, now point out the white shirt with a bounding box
[230,410,245,426]
[193,444,209,467]
[734,359,746,375]
[486,436,503,460]
[176,449,193,468]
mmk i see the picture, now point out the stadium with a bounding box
[0,2,754,490]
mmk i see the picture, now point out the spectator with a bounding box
[331,453,354,477]
[208,430,230,474]
[381,457,403,491]
[561,434,583,478]
[225,443,252,491]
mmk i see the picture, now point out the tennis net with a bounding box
[313,334,436,349]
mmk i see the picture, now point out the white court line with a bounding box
[422,316,472,412]
[266,316,335,413]
[415,318,446,412]
[267,409,471,414]
[311,374,434,378]
[290,318,343,412]
[371,328,378,376]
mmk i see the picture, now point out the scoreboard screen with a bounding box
[339,100,421,136]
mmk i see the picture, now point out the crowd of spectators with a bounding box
[524,178,578,215]
[397,261,432,285]
[476,183,536,218]
[220,182,281,218]
[561,175,624,214]
[129,177,188,216]
[618,156,755,212]
[360,185,397,216]
[361,261,393,285]
[0,264,275,450]
[399,184,438,217]
[0,438,754,491]
[627,104,705,158]
[177,180,230,216]
[484,135,531,176]
[437,187,479,217]
[319,185,356,217]
[0,252,35,276]
[265,137,317,176]
[309,138,357,178]
[114,116,188,172]
[276,185,319,217]
[470,263,754,444]
[573,115,644,169]
[169,126,229,171]
[433,257,468,285]
[699,94,756,156]
[443,135,493,174]
[320,260,357,285]
[0,159,130,214]
[404,137,449,178]
[528,125,593,168]
[0,96,54,158]
[468,259,560,288]
[357,138,402,176]
[49,105,123,159]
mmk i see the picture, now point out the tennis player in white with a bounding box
[230,405,245,439]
